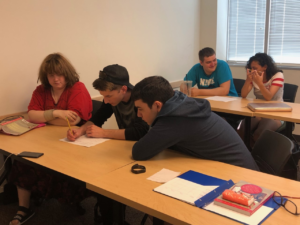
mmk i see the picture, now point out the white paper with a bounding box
[59,135,110,147]
[204,202,273,225]
[205,96,238,102]
[154,177,218,205]
[147,168,181,183]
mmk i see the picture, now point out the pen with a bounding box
[66,117,72,132]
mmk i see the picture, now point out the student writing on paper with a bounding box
[66,64,149,225]
[239,53,284,144]
[132,76,259,171]
[67,64,149,141]
[8,53,92,225]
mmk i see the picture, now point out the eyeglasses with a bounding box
[273,191,300,215]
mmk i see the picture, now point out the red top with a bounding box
[28,82,92,123]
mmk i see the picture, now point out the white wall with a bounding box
[200,0,217,50]
[0,0,201,116]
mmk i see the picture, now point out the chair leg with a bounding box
[244,117,252,150]
[141,214,148,225]
[76,202,86,215]
[153,217,164,225]
[0,154,12,186]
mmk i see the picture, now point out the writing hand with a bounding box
[86,125,105,138]
[67,128,82,141]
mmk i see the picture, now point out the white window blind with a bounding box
[227,0,300,65]
[268,0,300,64]
[227,0,266,62]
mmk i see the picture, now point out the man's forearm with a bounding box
[80,121,94,133]
[103,129,126,140]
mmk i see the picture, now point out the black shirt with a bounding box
[90,98,149,141]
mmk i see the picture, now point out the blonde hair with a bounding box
[38,53,79,88]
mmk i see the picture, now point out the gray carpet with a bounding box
[0,196,152,225]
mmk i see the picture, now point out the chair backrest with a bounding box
[251,130,294,176]
[233,78,245,97]
[283,83,298,103]
[92,100,102,117]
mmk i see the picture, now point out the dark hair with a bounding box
[92,72,122,91]
[38,53,79,88]
[198,47,216,62]
[132,76,174,108]
[246,53,283,81]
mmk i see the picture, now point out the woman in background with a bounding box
[239,53,284,144]
[9,53,92,225]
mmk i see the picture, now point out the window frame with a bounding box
[226,0,300,70]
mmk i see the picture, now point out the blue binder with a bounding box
[175,170,281,225]
[178,170,234,207]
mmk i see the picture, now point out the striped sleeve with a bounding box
[271,72,284,87]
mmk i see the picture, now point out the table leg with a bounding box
[153,217,164,225]
[0,153,12,186]
[284,122,294,140]
[244,117,251,150]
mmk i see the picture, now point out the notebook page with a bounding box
[205,96,237,102]
[147,168,181,183]
[204,202,273,225]
[60,135,110,147]
[154,177,218,205]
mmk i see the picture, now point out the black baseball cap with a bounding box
[99,64,134,89]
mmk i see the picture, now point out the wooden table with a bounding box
[0,126,135,184]
[87,149,300,225]
[252,102,300,123]
[196,96,300,147]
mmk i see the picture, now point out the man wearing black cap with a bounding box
[67,64,149,141]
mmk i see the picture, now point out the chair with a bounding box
[233,78,245,97]
[276,83,298,136]
[282,83,298,103]
[92,99,102,117]
[251,130,294,176]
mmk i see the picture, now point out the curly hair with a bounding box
[246,53,283,81]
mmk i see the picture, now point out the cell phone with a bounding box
[18,151,44,158]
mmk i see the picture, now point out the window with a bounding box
[227,0,300,66]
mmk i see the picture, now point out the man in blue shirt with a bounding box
[181,47,238,97]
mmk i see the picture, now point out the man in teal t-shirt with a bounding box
[182,47,238,97]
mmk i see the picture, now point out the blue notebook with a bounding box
[154,170,281,225]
